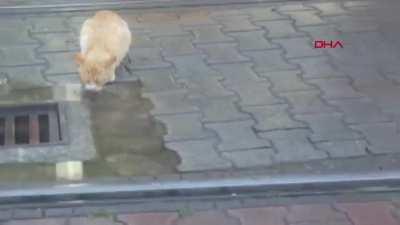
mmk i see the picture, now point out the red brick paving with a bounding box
[336,202,400,225]
[176,211,240,225]
[287,204,347,223]
[228,207,287,225]
[117,212,178,225]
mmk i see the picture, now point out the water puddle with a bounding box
[0,80,179,184]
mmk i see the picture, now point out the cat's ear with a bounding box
[74,53,85,65]
[106,55,117,67]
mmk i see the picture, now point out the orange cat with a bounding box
[75,10,132,91]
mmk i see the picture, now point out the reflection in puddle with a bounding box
[0,81,179,183]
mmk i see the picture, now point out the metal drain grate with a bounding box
[0,103,67,148]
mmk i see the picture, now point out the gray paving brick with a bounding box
[178,76,234,99]
[42,52,76,75]
[283,10,326,26]
[0,209,11,221]
[2,66,50,89]
[69,217,121,225]
[258,70,313,92]
[0,19,36,46]
[12,208,42,219]
[167,55,220,78]
[296,113,363,142]
[178,10,216,26]
[243,50,298,73]
[343,1,375,9]
[310,2,349,16]
[157,113,213,142]
[229,80,284,106]
[33,32,78,52]
[136,68,181,92]
[130,33,157,48]
[357,80,400,114]
[28,16,69,33]
[335,65,385,87]
[261,130,328,162]
[281,90,336,114]
[212,63,262,84]
[128,47,170,70]
[144,90,199,115]
[273,37,323,58]
[298,24,342,41]
[46,74,80,85]
[245,7,288,21]
[0,46,42,66]
[329,98,391,124]
[186,200,216,211]
[324,15,378,32]
[307,78,364,100]
[255,20,305,39]
[6,218,67,225]
[137,12,179,24]
[196,97,250,122]
[167,139,232,171]
[197,43,250,64]
[278,4,314,11]
[228,30,277,51]
[215,15,259,32]
[45,208,73,217]
[206,120,271,151]
[244,104,307,131]
[351,122,400,154]
[290,56,346,79]
[154,35,199,56]
[316,140,368,157]
[147,24,189,37]
[187,25,234,43]
[222,148,274,168]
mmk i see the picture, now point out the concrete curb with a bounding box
[1,170,400,205]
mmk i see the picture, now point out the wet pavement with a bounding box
[0,0,400,184]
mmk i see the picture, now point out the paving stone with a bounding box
[245,7,288,21]
[299,24,342,41]
[167,55,220,78]
[177,211,239,225]
[244,104,307,131]
[186,200,216,211]
[281,90,337,114]
[343,1,375,9]
[338,65,386,87]
[28,16,69,33]
[351,122,400,154]
[229,206,287,225]
[157,113,213,142]
[146,24,189,37]
[44,208,73,217]
[46,74,81,85]
[137,12,179,24]
[287,204,347,223]
[310,2,349,16]
[324,15,378,32]
[5,218,67,225]
[215,15,259,32]
[187,25,234,43]
[259,70,313,92]
[69,217,122,225]
[243,50,298,73]
[206,120,271,151]
[2,66,50,89]
[255,20,305,39]
[167,139,232,171]
[316,140,368,157]
[278,4,314,11]
[0,19,36,46]
[0,46,42,66]
[283,10,326,26]
[212,63,262,84]
[291,221,353,225]
[179,76,234,99]
[296,113,363,142]
[118,212,178,225]
[216,200,243,210]
[154,35,199,56]
[229,80,283,106]
[128,47,170,70]
[135,68,181,92]
[222,148,275,168]
[196,97,250,122]
[12,208,42,219]
[228,30,277,51]
[144,90,199,115]
[290,56,346,79]
[42,52,76,75]
[336,202,399,225]
[307,78,363,100]
[197,43,249,64]
[0,210,12,221]
[178,10,216,26]
[261,130,328,162]
[329,98,390,124]
[273,37,323,58]
[33,32,78,52]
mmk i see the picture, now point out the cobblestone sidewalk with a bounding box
[1,0,400,175]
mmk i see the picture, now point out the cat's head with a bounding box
[75,53,116,91]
